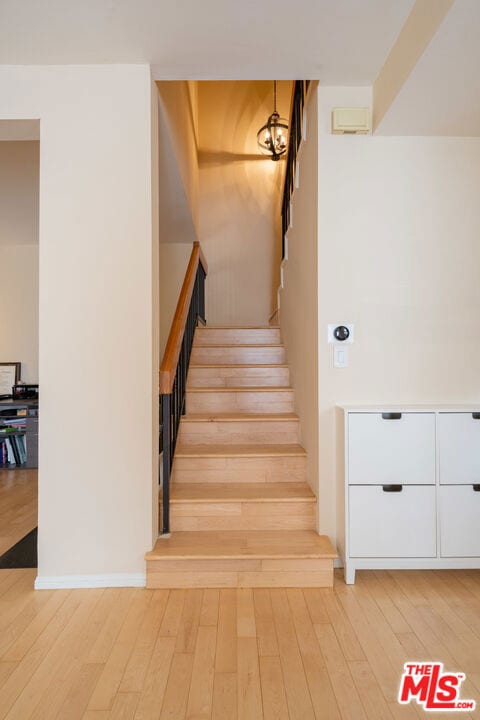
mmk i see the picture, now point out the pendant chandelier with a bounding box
[257,80,289,161]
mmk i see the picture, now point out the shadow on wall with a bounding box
[198,150,270,166]
[197,80,292,326]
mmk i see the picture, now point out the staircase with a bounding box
[146,326,336,588]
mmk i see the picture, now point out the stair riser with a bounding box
[170,500,316,531]
[187,366,290,388]
[186,390,294,414]
[172,456,307,484]
[146,558,333,588]
[194,328,281,345]
[190,346,286,365]
[178,420,300,445]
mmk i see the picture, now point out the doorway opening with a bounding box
[0,119,39,569]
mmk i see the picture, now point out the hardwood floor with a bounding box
[0,568,479,718]
[0,469,37,557]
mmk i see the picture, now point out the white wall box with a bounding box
[331,107,370,134]
[339,406,480,583]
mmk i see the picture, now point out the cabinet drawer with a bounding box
[438,413,480,485]
[349,485,436,558]
[440,485,480,557]
[348,413,435,485]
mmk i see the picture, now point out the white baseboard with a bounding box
[34,573,146,589]
[333,558,344,569]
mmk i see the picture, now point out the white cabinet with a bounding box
[438,412,480,485]
[349,485,436,558]
[440,486,480,557]
[340,406,480,584]
[348,412,435,486]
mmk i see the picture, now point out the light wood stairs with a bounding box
[146,326,336,588]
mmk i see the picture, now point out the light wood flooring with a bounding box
[0,469,37,557]
[0,568,479,718]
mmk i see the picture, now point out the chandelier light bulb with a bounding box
[257,81,289,161]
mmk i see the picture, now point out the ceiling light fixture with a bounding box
[257,80,288,161]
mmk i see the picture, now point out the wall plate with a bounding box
[327,323,354,344]
[334,346,349,368]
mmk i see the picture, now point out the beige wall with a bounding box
[156,83,197,366]
[373,0,454,130]
[157,92,197,248]
[159,243,193,357]
[0,141,39,382]
[156,81,199,233]
[279,86,319,500]
[0,245,39,383]
[316,86,480,546]
[0,65,159,585]
[0,140,39,245]
[198,81,290,326]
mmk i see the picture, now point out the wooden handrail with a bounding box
[159,241,208,394]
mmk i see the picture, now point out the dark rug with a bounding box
[0,527,37,568]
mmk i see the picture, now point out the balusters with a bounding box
[281,80,309,259]
[160,262,207,534]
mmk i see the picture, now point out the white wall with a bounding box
[316,86,480,546]
[0,65,159,584]
[279,85,319,502]
[0,140,39,382]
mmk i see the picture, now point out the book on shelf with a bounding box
[0,435,27,466]
[2,439,15,465]
[0,420,26,433]
[9,436,20,464]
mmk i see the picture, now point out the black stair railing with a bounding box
[281,80,310,259]
[159,242,207,534]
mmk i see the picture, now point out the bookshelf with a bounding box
[0,399,38,469]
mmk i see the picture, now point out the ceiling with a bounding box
[0,0,415,84]
[376,0,480,135]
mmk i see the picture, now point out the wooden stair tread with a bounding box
[189,364,289,368]
[175,443,307,458]
[193,341,285,350]
[147,530,337,560]
[169,482,315,503]
[196,325,280,330]
[181,412,298,422]
[187,386,293,393]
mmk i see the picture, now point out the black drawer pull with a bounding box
[472,413,480,420]
[382,484,403,492]
[382,412,402,420]
[473,485,480,492]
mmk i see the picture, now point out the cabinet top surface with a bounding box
[339,404,480,413]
